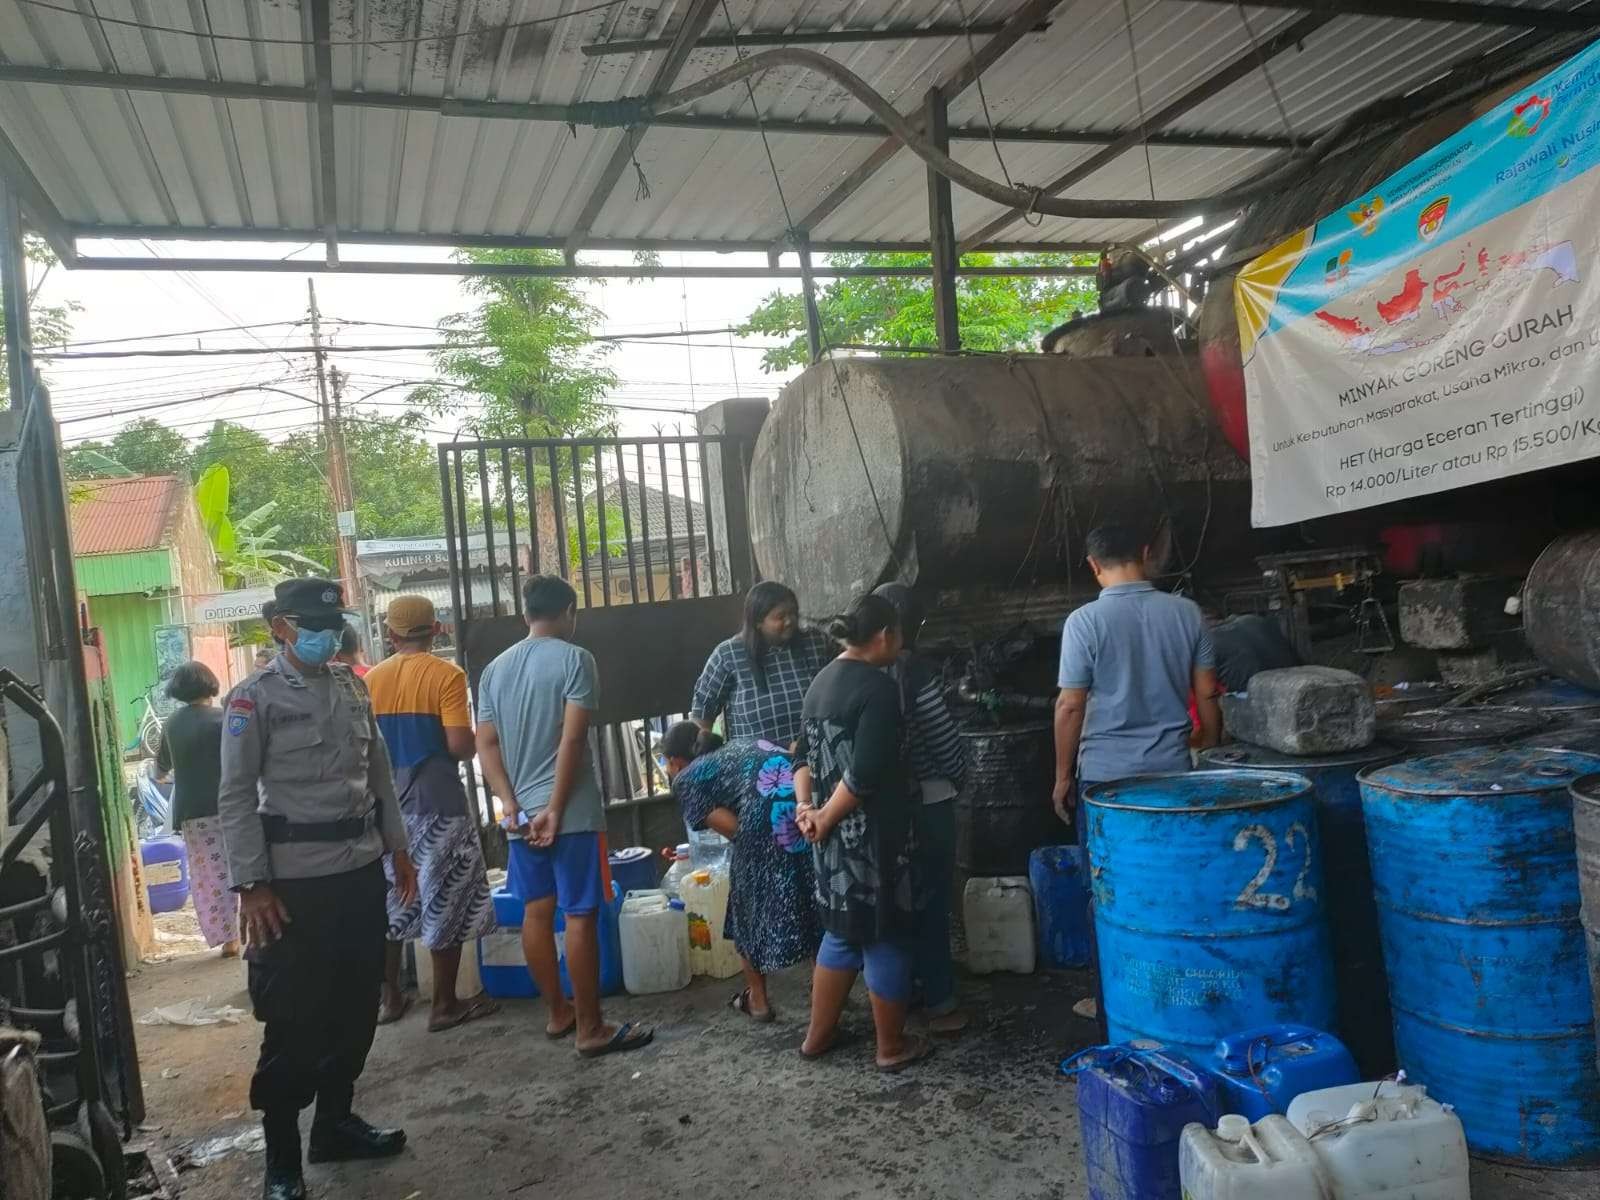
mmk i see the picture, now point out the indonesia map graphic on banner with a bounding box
[1235,39,1600,526]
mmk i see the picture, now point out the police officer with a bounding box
[219,578,418,1200]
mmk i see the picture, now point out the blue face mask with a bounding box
[292,627,340,666]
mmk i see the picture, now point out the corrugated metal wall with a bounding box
[87,592,162,750]
[75,549,172,597]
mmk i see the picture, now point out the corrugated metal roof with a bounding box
[0,0,1591,251]
[70,474,186,556]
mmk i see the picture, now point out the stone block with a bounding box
[1398,576,1519,651]
[1220,666,1377,755]
[1435,647,1506,686]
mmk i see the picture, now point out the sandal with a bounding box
[799,1028,857,1061]
[577,1021,655,1059]
[376,993,412,1026]
[729,989,776,1024]
[927,1009,970,1037]
[877,1035,933,1074]
[427,996,501,1033]
[545,1015,577,1040]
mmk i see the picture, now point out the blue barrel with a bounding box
[1028,845,1092,969]
[608,846,659,896]
[1083,770,1334,1054]
[1200,742,1399,1075]
[1359,746,1600,1165]
[140,836,190,915]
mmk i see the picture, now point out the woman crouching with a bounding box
[662,724,822,1020]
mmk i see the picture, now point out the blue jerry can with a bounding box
[1028,845,1092,968]
[1203,1024,1359,1119]
[1067,1044,1219,1200]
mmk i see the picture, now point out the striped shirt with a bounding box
[890,654,967,804]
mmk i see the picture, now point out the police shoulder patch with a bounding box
[226,697,255,737]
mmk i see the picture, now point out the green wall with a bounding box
[76,549,172,597]
[89,593,165,751]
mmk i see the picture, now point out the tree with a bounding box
[193,464,326,587]
[0,235,80,404]
[740,251,1099,371]
[64,417,196,481]
[412,247,618,440]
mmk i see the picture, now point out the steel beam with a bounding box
[308,0,339,265]
[69,222,1103,256]
[790,0,1070,238]
[961,11,1332,248]
[0,64,1300,150]
[563,0,723,262]
[581,20,1039,54]
[2,180,34,407]
[0,124,75,265]
[69,256,1095,279]
[796,238,825,361]
[1179,0,1600,31]
[925,89,960,353]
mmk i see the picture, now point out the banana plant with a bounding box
[195,464,327,586]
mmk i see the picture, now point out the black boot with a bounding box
[307,1113,407,1163]
[262,1114,306,1200]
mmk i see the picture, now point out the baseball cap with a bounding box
[385,594,437,638]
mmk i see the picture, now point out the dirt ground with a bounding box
[123,930,1600,1200]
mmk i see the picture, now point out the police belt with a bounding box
[261,805,378,844]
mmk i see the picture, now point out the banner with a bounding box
[189,586,277,624]
[1236,40,1600,526]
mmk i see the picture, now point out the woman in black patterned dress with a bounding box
[796,594,929,1072]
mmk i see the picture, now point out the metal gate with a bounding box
[438,433,756,823]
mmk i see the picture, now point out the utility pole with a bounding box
[307,279,363,609]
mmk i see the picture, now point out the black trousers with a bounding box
[246,859,387,1123]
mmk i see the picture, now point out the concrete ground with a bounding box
[124,942,1600,1200]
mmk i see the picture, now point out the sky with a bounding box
[32,239,805,453]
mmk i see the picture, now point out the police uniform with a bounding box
[218,579,409,1200]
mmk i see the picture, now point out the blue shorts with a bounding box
[817,932,913,1003]
[505,831,608,916]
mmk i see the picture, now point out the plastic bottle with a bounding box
[679,866,740,978]
[1178,1113,1332,1199]
[660,844,695,901]
[687,825,730,872]
[619,890,692,995]
[1286,1080,1469,1200]
[962,876,1037,974]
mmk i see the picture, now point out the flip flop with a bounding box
[729,989,776,1024]
[799,1028,858,1061]
[927,1009,970,1037]
[877,1035,933,1074]
[545,1015,577,1040]
[427,996,501,1033]
[577,1021,655,1059]
[376,994,412,1026]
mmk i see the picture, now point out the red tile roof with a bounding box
[70,475,186,556]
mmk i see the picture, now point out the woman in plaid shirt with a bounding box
[692,582,834,746]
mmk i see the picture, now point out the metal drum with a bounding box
[1522,719,1600,757]
[1480,678,1600,730]
[954,722,1060,878]
[1375,706,1542,754]
[1200,742,1400,1075]
[1372,681,1460,718]
[1082,770,1334,1054]
[1359,747,1600,1165]
[1523,531,1600,692]
[1572,774,1600,1081]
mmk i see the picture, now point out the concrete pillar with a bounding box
[695,399,770,595]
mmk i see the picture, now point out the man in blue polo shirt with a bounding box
[1052,522,1222,820]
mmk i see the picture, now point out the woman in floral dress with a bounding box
[663,723,822,1021]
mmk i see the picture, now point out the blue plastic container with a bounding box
[139,836,190,915]
[1083,770,1335,1053]
[608,846,659,897]
[1028,845,1091,968]
[1200,743,1399,1075]
[478,884,625,1000]
[1202,1024,1359,1120]
[1360,746,1600,1165]
[1068,1043,1219,1200]
[479,890,537,999]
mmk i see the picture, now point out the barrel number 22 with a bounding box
[1232,823,1317,912]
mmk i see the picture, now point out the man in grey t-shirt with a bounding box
[476,576,652,1060]
[1052,523,1222,822]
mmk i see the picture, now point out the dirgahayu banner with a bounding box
[1235,39,1600,526]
